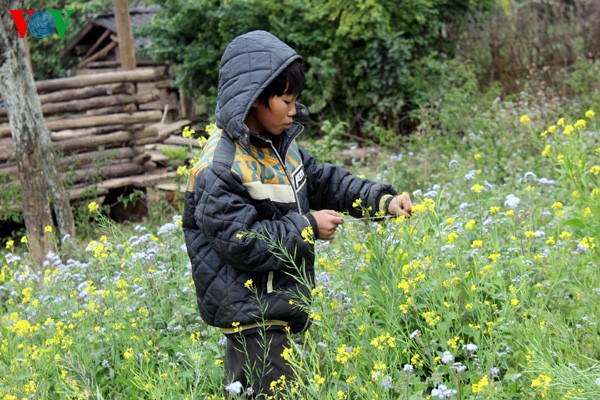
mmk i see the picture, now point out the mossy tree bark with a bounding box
[0,2,75,263]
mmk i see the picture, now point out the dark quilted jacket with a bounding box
[183,30,398,333]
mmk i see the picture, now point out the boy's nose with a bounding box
[288,103,296,117]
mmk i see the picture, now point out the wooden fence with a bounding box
[0,67,196,210]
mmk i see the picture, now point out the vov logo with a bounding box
[9,10,74,39]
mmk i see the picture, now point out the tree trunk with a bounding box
[114,0,137,70]
[0,3,75,262]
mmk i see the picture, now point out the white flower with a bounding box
[504,194,520,209]
[225,381,243,395]
[463,343,478,352]
[441,351,454,364]
[409,330,421,339]
[403,364,414,372]
[432,384,457,399]
[465,169,476,180]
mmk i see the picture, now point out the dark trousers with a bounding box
[223,328,294,399]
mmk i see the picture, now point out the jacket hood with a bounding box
[215,30,302,144]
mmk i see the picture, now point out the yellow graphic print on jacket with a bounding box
[188,128,304,205]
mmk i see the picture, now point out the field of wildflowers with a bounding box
[0,103,598,399]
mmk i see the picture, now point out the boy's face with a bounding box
[246,93,298,136]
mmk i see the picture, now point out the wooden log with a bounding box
[34,68,166,93]
[82,29,111,59]
[51,124,129,141]
[52,130,132,153]
[145,149,170,165]
[0,111,162,136]
[156,119,192,141]
[132,152,151,165]
[86,104,137,116]
[69,169,178,193]
[65,162,142,186]
[4,91,158,118]
[68,187,108,201]
[164,135,204,148]
[0,143,15,162]
[60,147,135,168]
[78,41,118,68]
[37,83,133,104]
[142,161,156,172]
[85,59,162,69]
[131,126,159,141]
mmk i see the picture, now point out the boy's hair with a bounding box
[257,60,305,108]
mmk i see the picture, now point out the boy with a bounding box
[183,30,412,398]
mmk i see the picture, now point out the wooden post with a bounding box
[113,0,136,70]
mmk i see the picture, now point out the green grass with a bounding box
[0,103,598,399]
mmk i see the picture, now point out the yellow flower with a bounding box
[471,239,483,248]
[546,236,555,245]
[585,110,595,119]
[520,115,531,124]
[447,232,459,244]
[590,165,600,175]
[124,347,134,359]
[244,279,253,289]
[88,201,100,213]
[465,219,476,230]
[474,153,482,160]
[511,298,519,306]
[44,225,53,233]
[559,231,571,240]
[547,125,557,133]
[205,123,217,134]
[531,373,552,389]
[557,117,565,127]
[471,183,484,193]
[182,126,195,138]
[563,125,574,135]
[541,144,551,157]
[574,119,586,130]
[177,166,189,176]
[6,239,14,250]
[488,253,501,262]
[352,198,362,208]
[472,375,489,394]
[578,237,596,249]
[197,136,208,148]
[21,236,28,244]
[301,226,314,244]
[445,217,455,224]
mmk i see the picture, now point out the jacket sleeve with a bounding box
[300,147,398,218]
[193,162,314,272]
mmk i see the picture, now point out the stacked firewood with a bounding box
[0,67,193,205]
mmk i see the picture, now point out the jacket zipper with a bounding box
[265,139,303,214]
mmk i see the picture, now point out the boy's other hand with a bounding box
[312,210,344,240]
[388,194,412,217]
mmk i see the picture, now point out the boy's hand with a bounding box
[388,194,412,217]
[312,210,344,240]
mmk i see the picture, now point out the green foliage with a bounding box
[1,101,598,398]
[142,0,494,137]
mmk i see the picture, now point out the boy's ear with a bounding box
[251,100,259,108]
